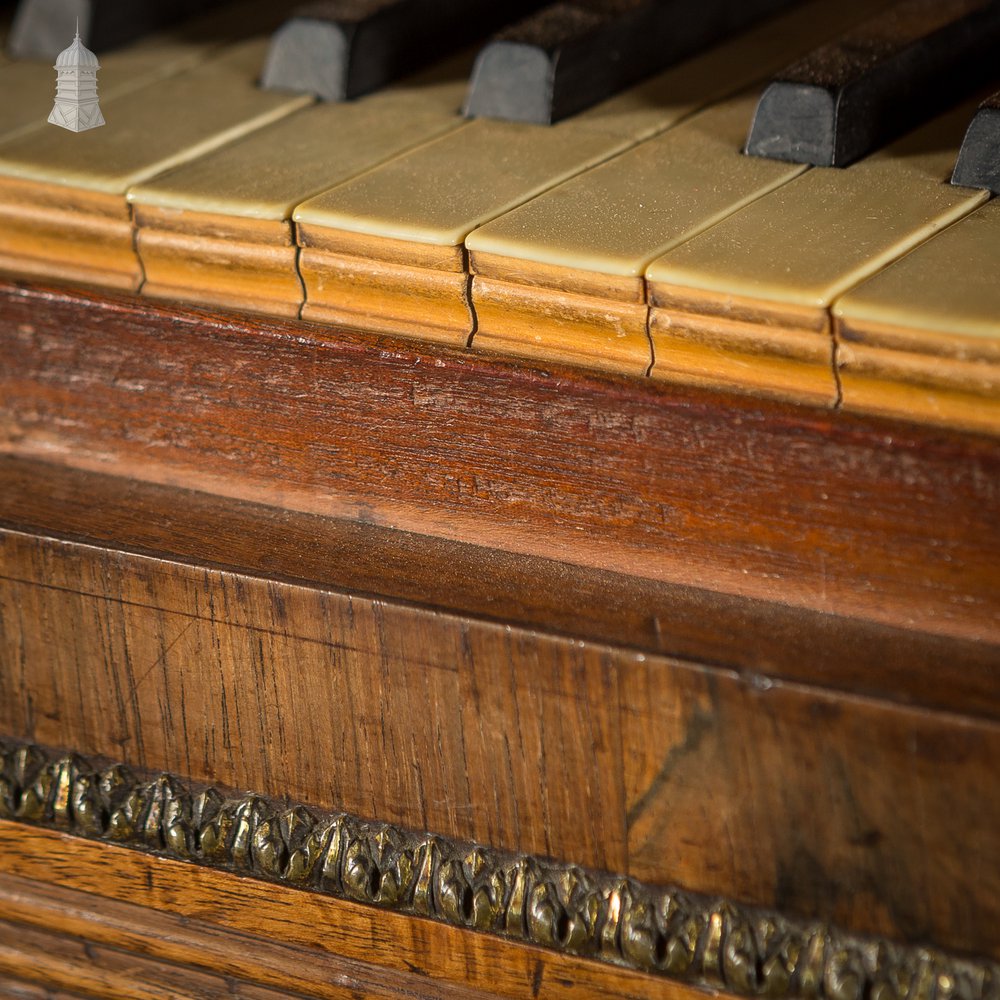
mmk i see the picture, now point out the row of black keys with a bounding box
[6,0,1000,189]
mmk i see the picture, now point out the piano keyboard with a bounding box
[1,0,998,435]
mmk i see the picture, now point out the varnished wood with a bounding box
[3,455,998,719]
[0,872,483,1000]
[834,314,1000,434]
[0,916,309,999]
[1,464,999,955]
[0,824,710,1000]
[0,980,89,1000]
[472,274,651,375]
[0,178,137,290]
[647,284,836,405]
[0,280,997,645]
[296,224,472,341]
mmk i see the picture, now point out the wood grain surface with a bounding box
[0,826,712,1000]
[1,466,998,957]
[0,181,138,291]
[2,455,999,720]
[835,313,1000,435]
[0,280,998,645]
[647,286,836,407]
[0,916,310,999]
[0,872,486,1000]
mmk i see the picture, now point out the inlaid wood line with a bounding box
[1,740,996,1000]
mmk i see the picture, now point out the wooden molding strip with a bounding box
[1,740,996,999]
[0,870,501,1000]
[2,281,998,645]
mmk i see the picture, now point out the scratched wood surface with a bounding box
[1,459,998,957]
[0,827,708,1000]
[0,871,483,1000]
[3,455,998,720]
[0,917,309,999]
[0,280,998,644]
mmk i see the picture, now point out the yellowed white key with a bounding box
[0,2,284,144]
[466,92,807,374]
[129,60,468,316]
[292,0,887,348]
[0,38,310,290]
[131,62,467,222]
[833,198,1000,434]
[643,101,988,405]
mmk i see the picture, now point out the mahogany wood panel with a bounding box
[0,527,630,875]
[0,916,310,999]
[0,280,998,643]
[0,825,708,1000]
[620,661,1000,957]
[0,872,486,1000]
[4,456,998,720]
[1,515,999,956]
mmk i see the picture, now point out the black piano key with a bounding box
[463,0,795,125]
[745,0,1000,168]
[260,0,546,102]
[951,90,1000,193]
[8,0,237,58]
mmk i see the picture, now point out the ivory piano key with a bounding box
[295,119,624,342]
[466,93,806,375]
[292,0,887,347]
[0,38,310,290]
[833,199,1000,435]
[129,64,468,317]
[645,101,988,406]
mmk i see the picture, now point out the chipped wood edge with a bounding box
[1,740,996,1000]
[834,315,1000,436]
[647,283,837,406]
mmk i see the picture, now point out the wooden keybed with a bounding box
[0,1,999,996]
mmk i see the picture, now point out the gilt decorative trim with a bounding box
[0,741,995,998]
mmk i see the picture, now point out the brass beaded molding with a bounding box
[1,741,995,998]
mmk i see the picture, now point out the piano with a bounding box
[0,1,998,996]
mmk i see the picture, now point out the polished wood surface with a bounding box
[1,280,997,644]
[0,872,489,999]
[2,455,999,959]
[0,826,706,1000]
[0,277,997,990]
